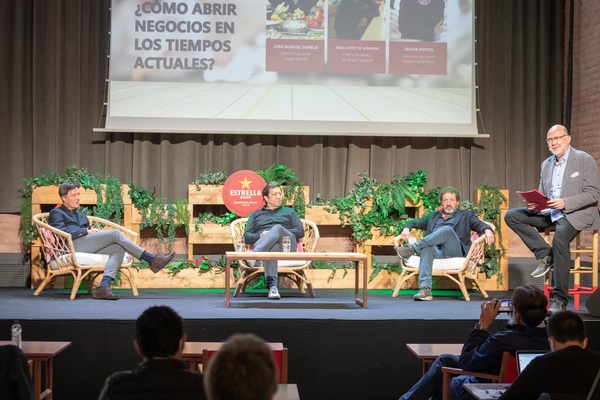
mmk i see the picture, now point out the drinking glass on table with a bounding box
[282,236,291,253]
[236,236,245,252]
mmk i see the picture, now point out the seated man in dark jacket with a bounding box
[399,284,550,400]
[49,182,174,300]
[98,306,205,400]
[393,186,495,301]
[499,310,600,399]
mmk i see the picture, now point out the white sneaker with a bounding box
[268,286,281,300]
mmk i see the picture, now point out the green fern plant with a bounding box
[257,164,305,217]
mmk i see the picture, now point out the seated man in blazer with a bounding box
[49,182,174,300]
[393,186,495,301]
[505,124,600,314]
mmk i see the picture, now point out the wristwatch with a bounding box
[474,323,487,331]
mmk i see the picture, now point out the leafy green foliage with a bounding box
[134,255,231,277]
[194,171,228,187]
[257,163,306,217]
[311,259,352,282]
[128,182,155,210]
[165,259,195,276]
[94,176,124,222]
[127,183,190,249]
[330,172,427,243]
[368,255,403,282]
[19,165,124,247]
[257,164,301,186]
[308,193,330,206]
[460,184,507,282]
[194,210,237,232]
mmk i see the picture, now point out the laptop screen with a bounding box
[516,350,548,374]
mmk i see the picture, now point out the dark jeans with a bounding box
[399,354,479,400]
[504,207,579,304]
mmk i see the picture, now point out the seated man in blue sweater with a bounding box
[399,284,550,400]
[243,182,305,300]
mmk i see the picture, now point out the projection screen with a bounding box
[102,0,480,137]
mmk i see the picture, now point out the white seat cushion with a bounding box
[405,255,467,271]
[278,260,307,268]
[49,253,130,270]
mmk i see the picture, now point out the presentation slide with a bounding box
[105,0,477,137]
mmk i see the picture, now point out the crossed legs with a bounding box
[504,207,579,304]
[253,224,297,288]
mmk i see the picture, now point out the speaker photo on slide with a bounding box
[586,289,600,317]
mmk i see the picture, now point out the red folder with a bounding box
[516,190,549,211]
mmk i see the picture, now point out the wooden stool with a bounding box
[542,228,599,310]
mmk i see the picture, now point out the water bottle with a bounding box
[11,320,22,348]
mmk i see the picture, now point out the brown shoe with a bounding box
[93,285,120,300]
[149,251,175,273]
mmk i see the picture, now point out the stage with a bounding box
[1,285,599,400]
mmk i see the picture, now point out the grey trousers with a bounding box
[72,230,145,279]
[253,225,297,287]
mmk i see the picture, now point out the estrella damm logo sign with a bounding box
[222,170,266,217]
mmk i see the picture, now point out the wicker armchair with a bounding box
[32,213,139,300]
[230,218,320,297]
[392,222,495,301]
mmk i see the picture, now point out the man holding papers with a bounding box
[505,124,600,315]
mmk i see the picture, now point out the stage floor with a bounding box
[1,287,599,400]
[3,286,597,321]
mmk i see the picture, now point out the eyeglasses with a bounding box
[546,134,568,144]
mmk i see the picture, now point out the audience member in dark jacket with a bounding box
[98,306,205,400]
[399,285,550,400]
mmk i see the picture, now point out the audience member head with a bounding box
[547,310,587,350]
[510,284,548,327]
[205,333,277,400]
[134,305,185,360]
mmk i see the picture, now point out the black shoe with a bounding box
[547,299,566,316]
[150,251,175,273]
[531,255,552,278]
[93,285,120,300]
[394,244,415,260]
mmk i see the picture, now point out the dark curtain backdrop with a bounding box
[0,0,565,213]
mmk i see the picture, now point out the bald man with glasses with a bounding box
[505,124,600,315]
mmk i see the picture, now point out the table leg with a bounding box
[362,258,368,307]
[33,360,42,400]
[354,259,368,307]
[46,358,53,400]
[225,258,231,307]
